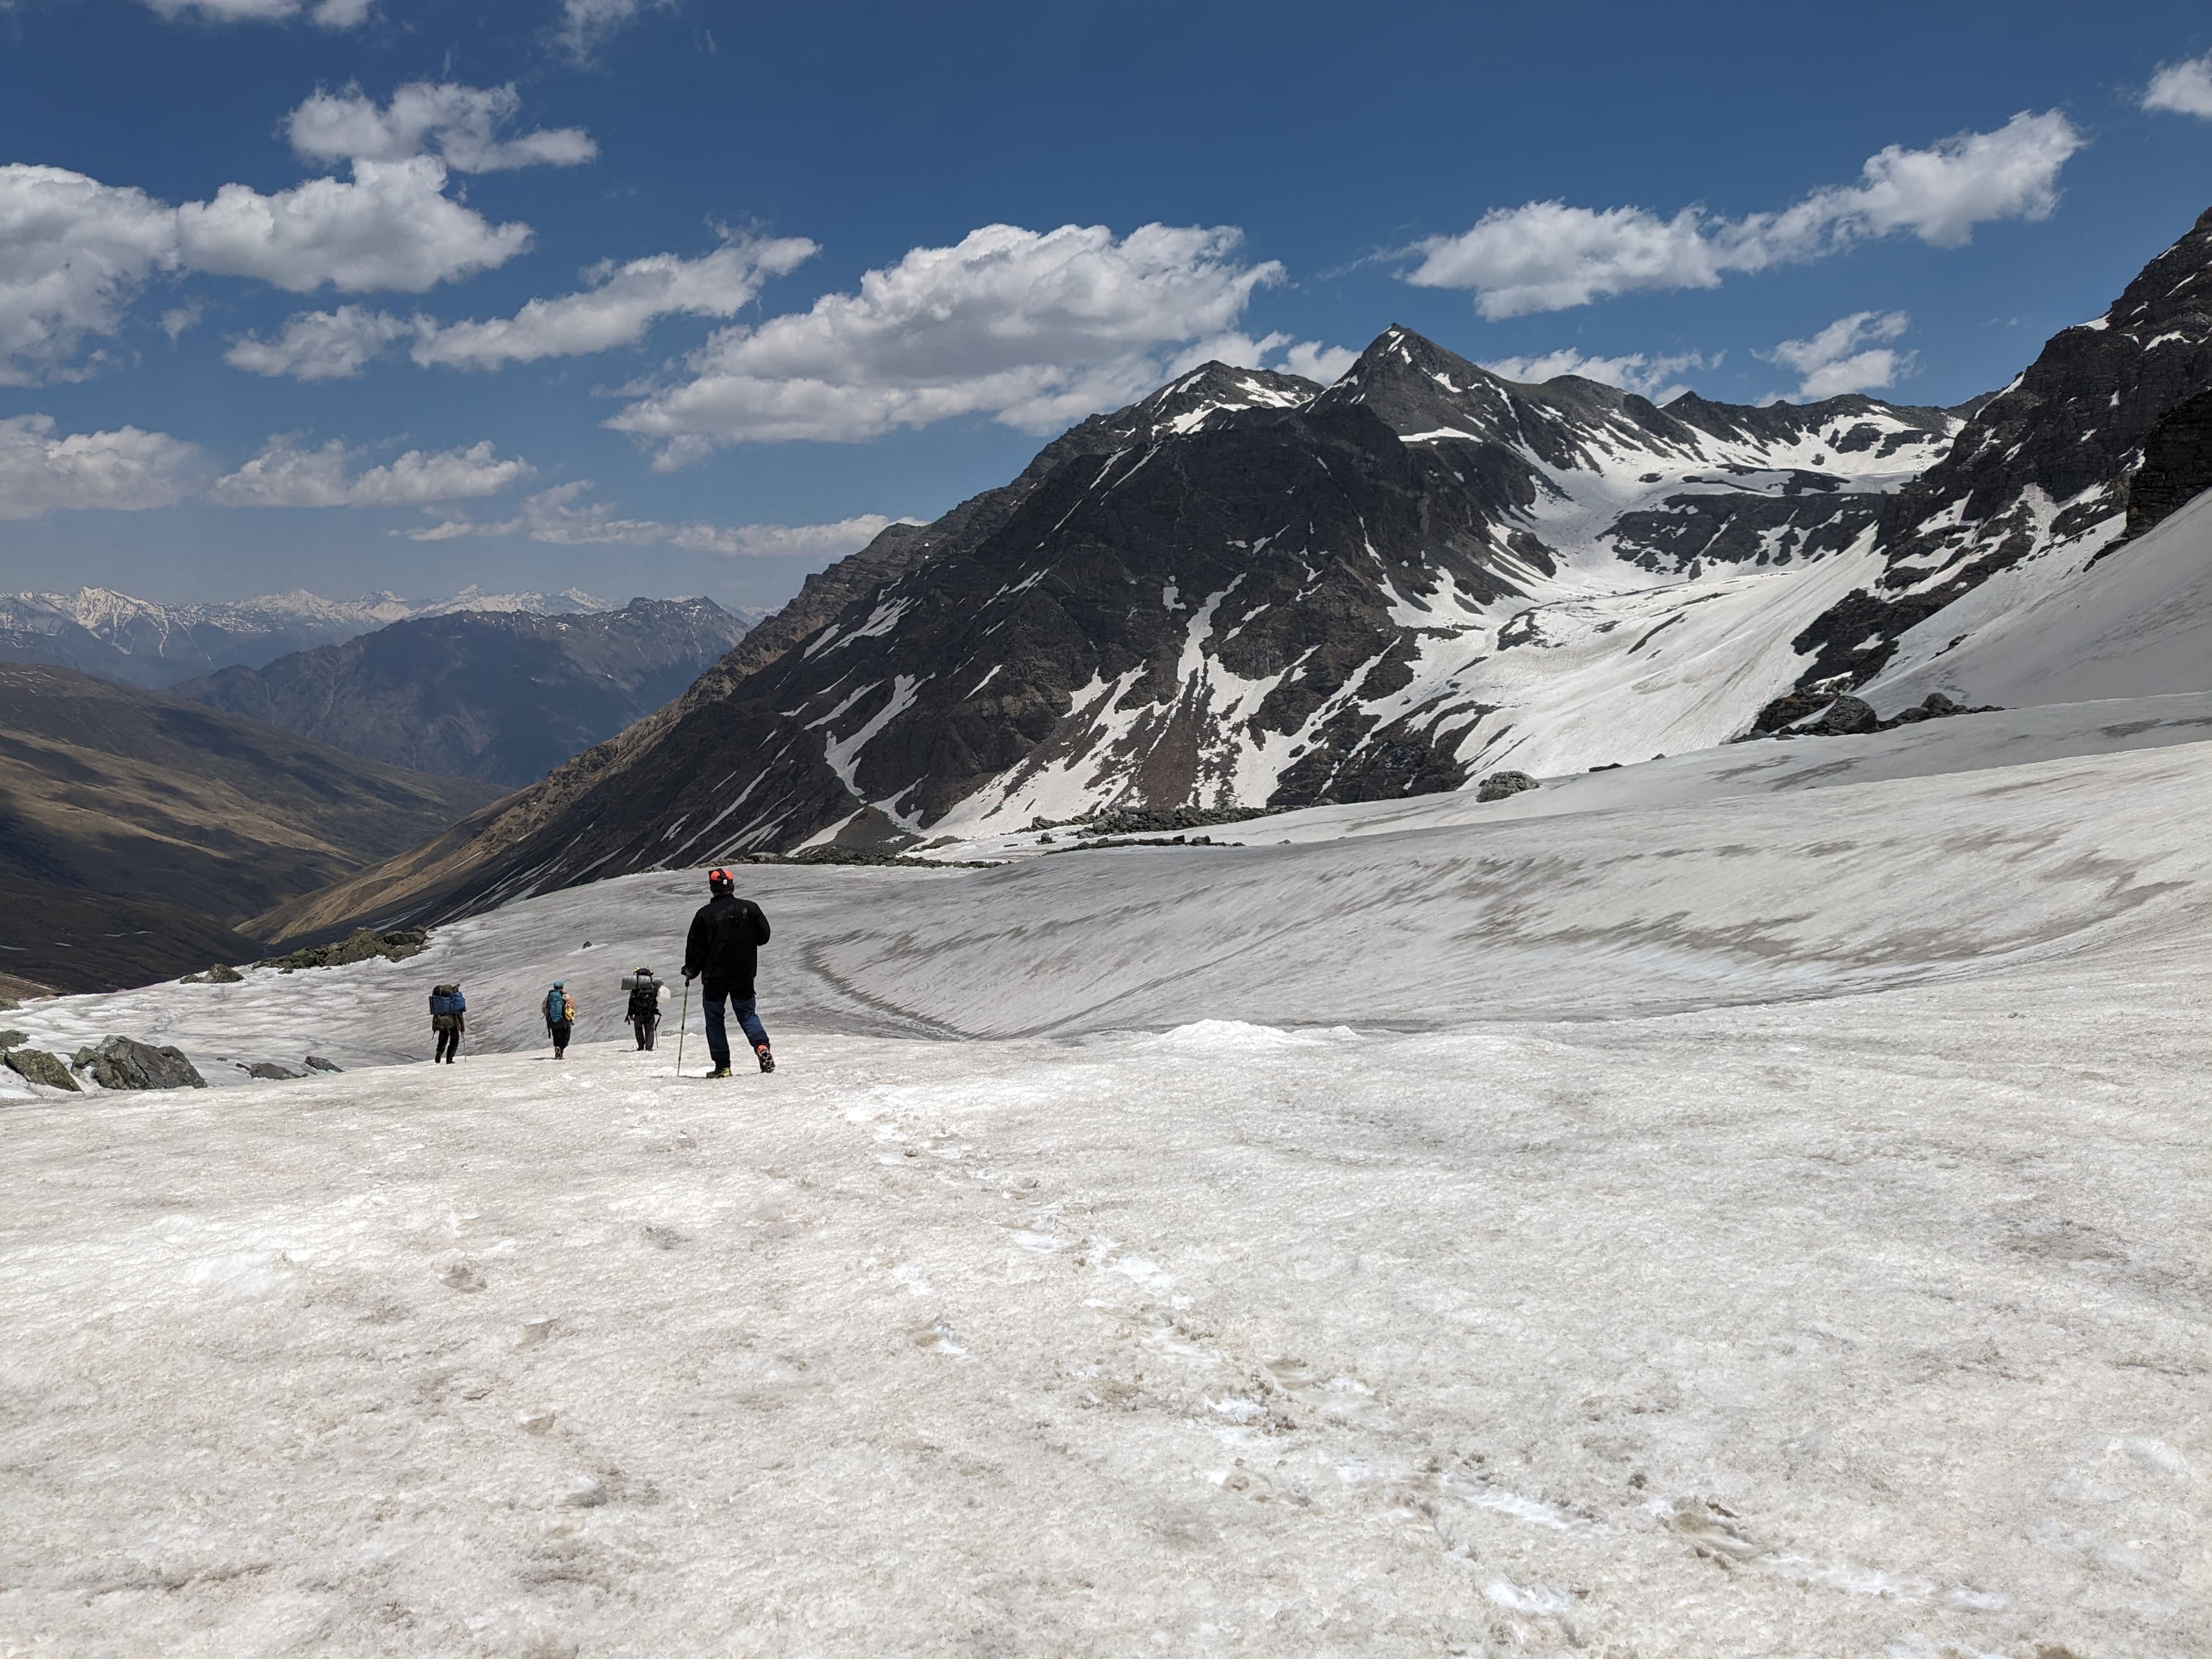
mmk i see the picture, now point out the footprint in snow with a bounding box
[437,1260,486,1293]
[907,1317,968,1357]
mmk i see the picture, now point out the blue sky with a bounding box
[3,0,2210,611]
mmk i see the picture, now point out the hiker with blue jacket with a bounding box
[545,981,577,1059]
[429,983,465,1063]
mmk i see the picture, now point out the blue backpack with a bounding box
[429,988,464,1017]
[545,988,568,1026]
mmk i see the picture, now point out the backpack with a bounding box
[429,986,462,1017]
[545,988,568,1026]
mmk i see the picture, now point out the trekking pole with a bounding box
[676,977,690,1076]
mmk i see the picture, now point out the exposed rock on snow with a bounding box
[70,1035,206,1090]
[263,927,429,973]
[2124,385,2212,539]
[1474,768,1539,801]
[1807,693,1880,735]
[3,1046,77,1091]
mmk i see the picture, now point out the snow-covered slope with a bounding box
[1867,476,2212,712]
[0,585,616,688]
[13,697,2205,1060]
[3,713,2205,1657]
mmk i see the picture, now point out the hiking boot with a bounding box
[755,1045,776,1074]
[707,1065,732,1079]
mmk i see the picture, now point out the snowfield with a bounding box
[2,701,2207,1657]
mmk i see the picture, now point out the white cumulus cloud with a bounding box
[608,221,1285,464]
[228,238,820,381]
[0,414,203,519]
[210,436,531,507]
[413,236,818,369]
[407,481,903,557]
[0,165,180,386]
[556,0,672,60]
[1757,311,1913,400]
[2143,53,2212,119]
[1408,110,2082,318]
[177,157,531,294]
[1276,339,1359,384]
[286,82,597,172]
[3,155,533,381]
[143,0,371,27]
[225,304,414,380]
[1482,347,1717,403]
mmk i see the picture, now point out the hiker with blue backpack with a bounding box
[545,981,577,1059]
[428,983,465,1063]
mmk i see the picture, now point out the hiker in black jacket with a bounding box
[682,867,774,1076]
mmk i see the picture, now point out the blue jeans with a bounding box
[703,990,769,1069]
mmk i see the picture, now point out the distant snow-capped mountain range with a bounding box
[0,585,617,688]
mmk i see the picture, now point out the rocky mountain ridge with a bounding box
[259,200,2212,936]
[257,338,1981,934]
[0,663,497,990]
[0,584,617,689]
[169,596,753,786]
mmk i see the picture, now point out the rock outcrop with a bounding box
[4,1047,79,1091]
[71,1036,206,1090]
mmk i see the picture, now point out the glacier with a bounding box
[1,688,2205,1657]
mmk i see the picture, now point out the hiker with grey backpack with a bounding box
[623,968,665,1050]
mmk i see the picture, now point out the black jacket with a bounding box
[684,893,770,995]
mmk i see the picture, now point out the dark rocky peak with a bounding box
[1662,391,1956,461]
[1113,360,1320,443]
[1317,325,1520,438]
[2121,385,2212,538]
[1317,326,1699,473]
[2101,203,2212,337]
[1878,200,2212,559]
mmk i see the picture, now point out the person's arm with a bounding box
[683,910,707,979]
[752,903,771,946]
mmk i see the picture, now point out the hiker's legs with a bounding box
[435,1026,459,1062]
[730,997,770,1052]
[552,1022,571,1058]
[642,1016,658,1051]
[702,991,732,1070]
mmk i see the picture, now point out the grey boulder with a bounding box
[1807,695,1880,736]
[1476,770,1540,803]
[4,1047,80,1092]
[241,1061,305,1080]
[72,1036,207,1091]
